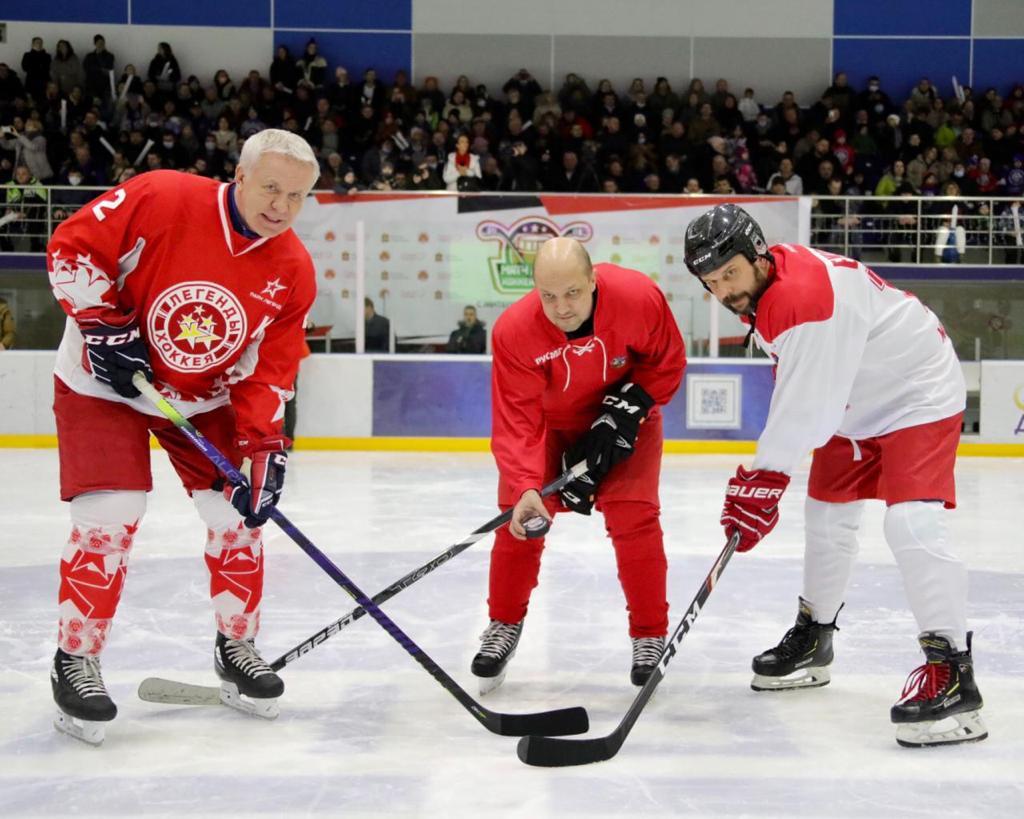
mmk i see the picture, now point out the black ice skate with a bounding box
[471,619,523,695]
[751,597,840,691]
[51,648,117,746]
[214,632,284,719]
[891,632,987,748]
[631,636,666,686]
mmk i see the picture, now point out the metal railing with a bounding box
[1,184,101,253]
[4,187,1023,265]
[809,195,1023,266]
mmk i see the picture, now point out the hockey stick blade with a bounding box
[493,706,588,737]
[138,677,221,706]
[516,532,741,766]
[138,678,588,735]
[518,731,620,767]
[132,373,589,738]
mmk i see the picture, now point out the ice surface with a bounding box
[2,450,1022,818]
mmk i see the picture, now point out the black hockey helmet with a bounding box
[684,203,770,279]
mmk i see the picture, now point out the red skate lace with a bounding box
[900,661,950,702]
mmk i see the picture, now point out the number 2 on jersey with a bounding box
[92,190,127,222]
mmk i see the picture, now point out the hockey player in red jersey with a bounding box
[473,237,685,691]
[46,129,320,744]
[684,203,986,747]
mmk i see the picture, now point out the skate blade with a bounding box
[219,682,280,720]
[751,666,831,692]
[895,710,988,747]
[478,668,507,696]
[54,710,106,746]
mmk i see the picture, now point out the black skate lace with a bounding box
[224,639,274,678]
[62,654,108,698]
[478,621,521,659]
[772,625,817,662]
[632,637,665,667]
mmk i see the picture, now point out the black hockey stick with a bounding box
[133,373,589,738]
[267,461,583,670]
[516,530,742,765]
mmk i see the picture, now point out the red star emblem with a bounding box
[206,545,263,612]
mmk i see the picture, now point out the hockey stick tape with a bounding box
[523,516,551,539]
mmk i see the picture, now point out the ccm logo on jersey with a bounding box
[83,326,141,345]
[726,485,785,500]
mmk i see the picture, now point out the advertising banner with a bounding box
[292,193,802,348]
[979,361,1024,442]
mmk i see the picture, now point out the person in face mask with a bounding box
[50,167,92,222]
[854,75,894,125]
[157,131,189,169]
[200,134,228,178]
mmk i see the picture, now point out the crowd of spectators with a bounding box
[1,32,1024,259]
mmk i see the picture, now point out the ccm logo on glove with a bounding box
[83,326,142,346]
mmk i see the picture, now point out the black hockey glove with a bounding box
[559,445,598,515]
[576,382,655,480]
[80,315,154,399]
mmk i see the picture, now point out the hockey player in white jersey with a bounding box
[684,203,986,748]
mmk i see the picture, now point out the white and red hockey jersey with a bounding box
[749,244,966,475]
[47,170,315,449]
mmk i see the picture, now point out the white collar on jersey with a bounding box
[217,183,270,258]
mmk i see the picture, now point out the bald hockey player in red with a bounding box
[473,237,685,691]
[46,129,319,744]
[684,203,986,748]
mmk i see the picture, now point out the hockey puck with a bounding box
[523,516,551,539]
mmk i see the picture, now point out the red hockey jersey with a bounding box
[47,170,315,449]
[491,263,686,500]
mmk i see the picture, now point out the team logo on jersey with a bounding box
[476,217,593,295]
[147,282,247,372]
[261,278,286,298]
[611,356,627,368]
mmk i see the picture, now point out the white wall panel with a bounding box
[413,33,553,91]
[413,0,832,38]
[294,355,373,438]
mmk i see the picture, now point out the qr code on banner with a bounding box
[686,374,742,429]
[701,387,729,416]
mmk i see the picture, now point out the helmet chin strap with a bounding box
[741,256,777,348]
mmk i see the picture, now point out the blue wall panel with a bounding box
[833,0,971,36]
[133,0,270,28]
[3,2,128,24]
[372,360,773,440]
[833,37,970,100]
[972,39,1024,95]
[373,360,492,437]
[274,0,412,31]
[273,31,411,83]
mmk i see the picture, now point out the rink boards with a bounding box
[1,351,1023,454]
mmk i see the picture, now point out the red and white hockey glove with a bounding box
[721,466,790,552]
[225,436,289,529]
